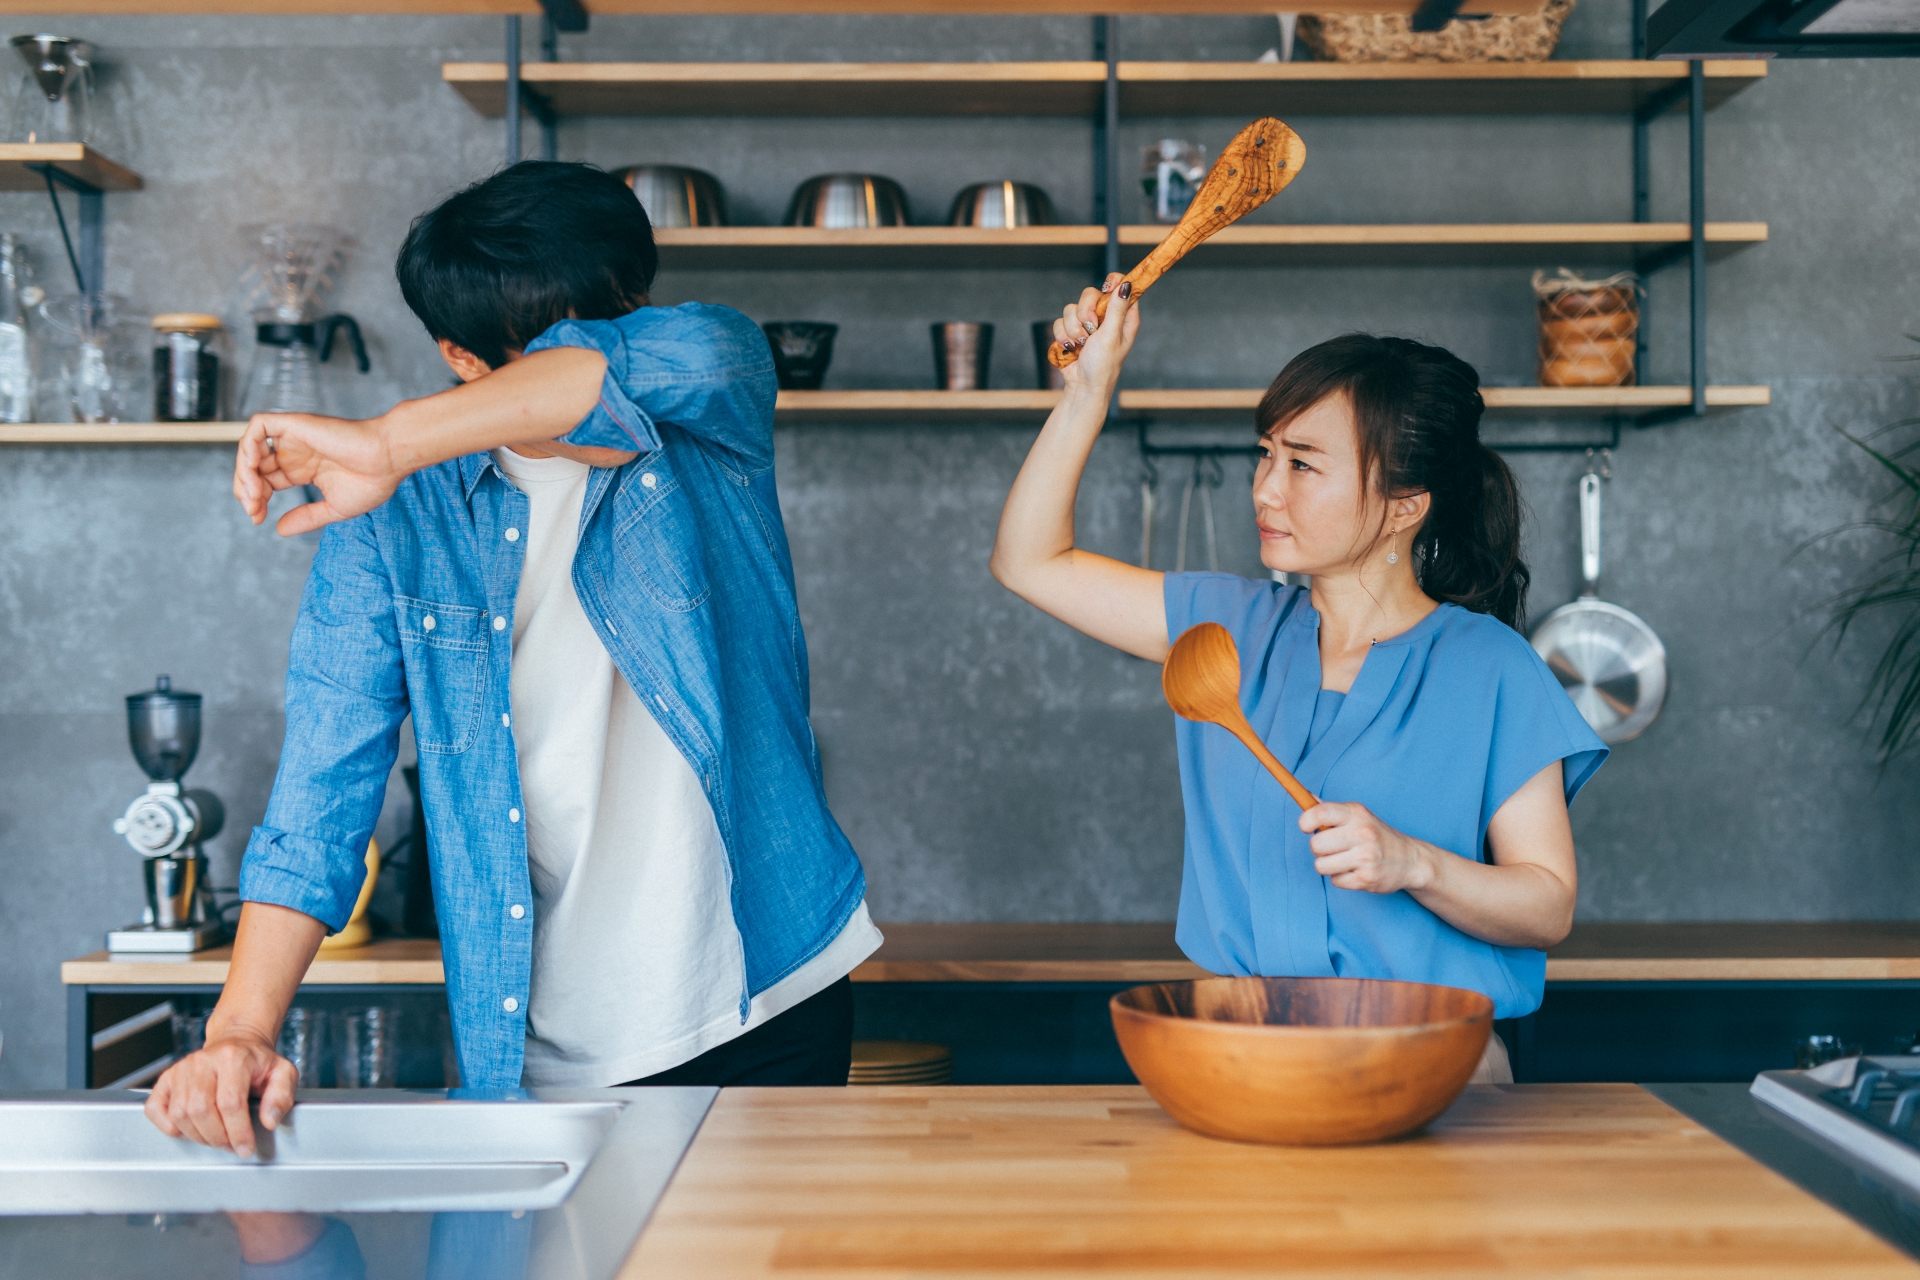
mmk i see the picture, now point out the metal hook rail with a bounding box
[1136,418,1625,459]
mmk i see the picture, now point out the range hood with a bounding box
[1649,0,1920,57]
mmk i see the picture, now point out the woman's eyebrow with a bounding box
[1277,435,1323,454]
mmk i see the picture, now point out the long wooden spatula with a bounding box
[1049,117,1306,369]
[1163,622,1321,815]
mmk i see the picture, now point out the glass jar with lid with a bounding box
[151,313,224,422]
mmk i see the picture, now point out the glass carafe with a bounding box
[241,313,368,417]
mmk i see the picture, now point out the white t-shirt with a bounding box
[493,447,881,1087]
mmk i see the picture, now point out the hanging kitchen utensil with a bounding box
[1174,460,1197,572]
[1174,456,1224,572]
[1050,117,1306,369]
[1138,456,1158,569]
[1163,622,1320,815]
[1529,453,1667,744]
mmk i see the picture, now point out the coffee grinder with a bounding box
[106,676,227,953]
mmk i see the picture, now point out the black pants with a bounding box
[617,977,853,1087]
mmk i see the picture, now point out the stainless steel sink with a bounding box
[0,1088,714,1216]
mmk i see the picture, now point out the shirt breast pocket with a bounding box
[614,467,712,612]
[393,596,489,754]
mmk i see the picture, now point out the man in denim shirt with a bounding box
[148,163,877,1154]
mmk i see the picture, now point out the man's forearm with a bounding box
[382,347,610,474]
[204,902,330,1046]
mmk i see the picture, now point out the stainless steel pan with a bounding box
[1529,462,1666,744]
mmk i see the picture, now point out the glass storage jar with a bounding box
[35,293,147,424]
[151,313,223,422]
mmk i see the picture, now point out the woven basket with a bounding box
[1534,269,1639,387]
[1298,0,1573,63]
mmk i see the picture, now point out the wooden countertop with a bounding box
[60,938,445,986]
[623,1084,1916,1278]
[63,921,1920,986]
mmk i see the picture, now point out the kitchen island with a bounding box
[627,1083,1917,1278]
[3,1082,1917,1277]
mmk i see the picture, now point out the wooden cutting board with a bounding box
[623,1083,1916,1278]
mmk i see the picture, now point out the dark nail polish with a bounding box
[1118,281,1132,299]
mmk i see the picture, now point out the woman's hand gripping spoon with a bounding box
[1163,622,1323,819]
[1050,117,1306,368]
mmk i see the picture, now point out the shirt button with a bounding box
[509,903,525,920]
[641,473,657,489]
[501,712,511,727]
[503,997,519,1013]
[504,527,520,542]
[494,616,507,631]
[421,615,436,632]
[509,808,521,823]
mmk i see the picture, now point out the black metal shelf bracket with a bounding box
[29,163,104,295]
[505,15,522,165]
[504,16,560,167]
[1092,15,1122,432]
[1631,0,1712,429]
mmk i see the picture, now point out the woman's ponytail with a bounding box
[1255,334,1531,630]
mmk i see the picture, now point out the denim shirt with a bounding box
[239,302,868,1089]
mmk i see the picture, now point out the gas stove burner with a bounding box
[1753,1056,1920,1195]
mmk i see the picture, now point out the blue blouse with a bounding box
[1164,574,1609,1019]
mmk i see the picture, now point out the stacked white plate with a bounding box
[848,1040,954,1086]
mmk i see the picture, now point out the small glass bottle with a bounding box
[0,235,40,423]
[151,314,223,422]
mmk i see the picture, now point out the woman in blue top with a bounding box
[991,277,1607,1081]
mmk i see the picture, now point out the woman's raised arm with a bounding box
[989,277,1170,662]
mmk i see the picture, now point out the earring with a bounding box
[1387,551,1399,564]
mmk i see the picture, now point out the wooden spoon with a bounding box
[1162,622,1321,815]
[1050,117,1307,369]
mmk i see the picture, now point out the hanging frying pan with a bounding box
[1529,464,1667,744]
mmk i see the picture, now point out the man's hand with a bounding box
[233,412,402,538]
[145,1029,298,1158]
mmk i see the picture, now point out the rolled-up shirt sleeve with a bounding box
[525,304,777,474]
[239,514,409,931]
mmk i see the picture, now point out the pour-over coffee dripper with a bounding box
[237,223,371,418]
[8,34,92,146]
[108,676,227,953]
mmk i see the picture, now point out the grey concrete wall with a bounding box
[2,8,1916,1086]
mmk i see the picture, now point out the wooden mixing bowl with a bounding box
[1111,976,1493,1146]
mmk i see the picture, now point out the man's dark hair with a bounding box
[396,160,657,370]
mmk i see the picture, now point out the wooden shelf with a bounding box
[774,386,1771,422]
[0,422,245,444]
[22,1,1546,15]
[0,144,142,192]
[62,938,444,987]
[1118,59,1765,117]
[654,222,1767,270]
[0,386,1772,442]
[444,59,1763,119]
[68,921,1920,987]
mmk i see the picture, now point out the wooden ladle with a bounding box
[1162,622,1321,815]
[1050,116,1306,368]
